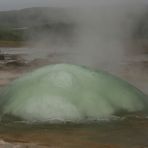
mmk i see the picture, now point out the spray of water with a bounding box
[0,64,147,122]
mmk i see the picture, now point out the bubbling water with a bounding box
[0,64,147,123]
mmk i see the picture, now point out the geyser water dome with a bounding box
[0,64,147,122]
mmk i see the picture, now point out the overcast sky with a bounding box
[0,0,147,11]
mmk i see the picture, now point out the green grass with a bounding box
[0,40,25,47]
[0,28,25,41]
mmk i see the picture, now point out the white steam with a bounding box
[26,2,147,70]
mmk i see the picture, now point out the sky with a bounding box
[0,0,147,11]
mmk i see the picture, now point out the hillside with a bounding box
[0,7,75,42]
[0,6,148,48]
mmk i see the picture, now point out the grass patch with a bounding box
[0,40,25,47]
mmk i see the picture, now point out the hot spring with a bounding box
[0,64,147,123]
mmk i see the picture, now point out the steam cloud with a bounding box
[26,1,147,70]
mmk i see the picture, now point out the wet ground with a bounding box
[0,118,148,148]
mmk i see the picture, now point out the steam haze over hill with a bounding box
[0,0,148,10]
[0,1,148,69]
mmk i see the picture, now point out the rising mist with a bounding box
[24,1,148,71]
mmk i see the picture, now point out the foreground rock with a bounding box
[0,140,48,148]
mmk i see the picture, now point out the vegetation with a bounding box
[0,7,147,47]
[0,40,24,47]
[0,7,75,46]
[0,27,24,41]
